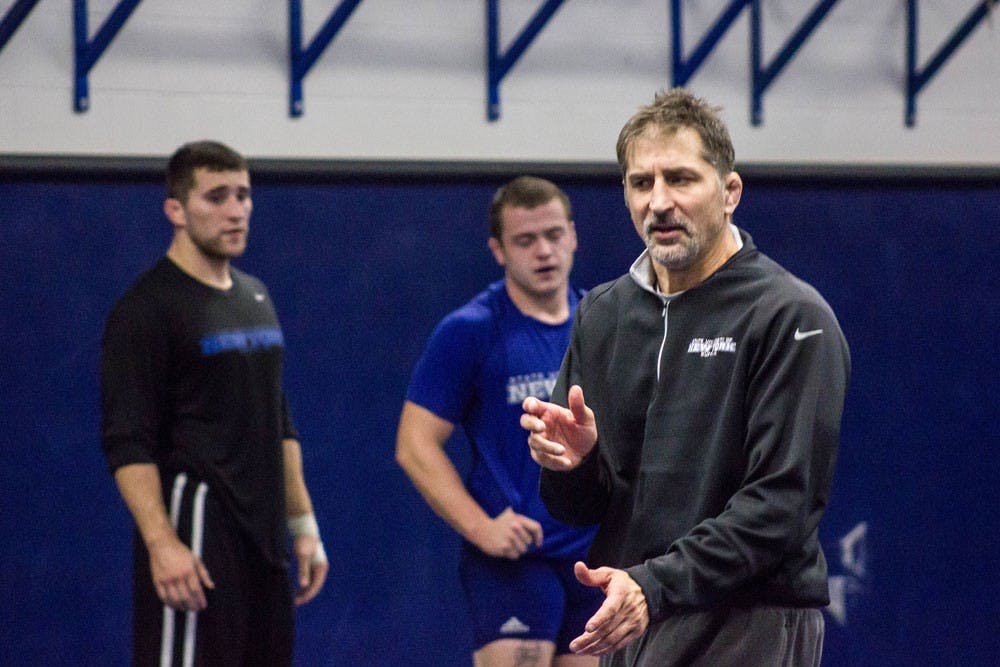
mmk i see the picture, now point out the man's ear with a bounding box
[724,172,743,214]
[487,236,506,267]
[163,198,185,228]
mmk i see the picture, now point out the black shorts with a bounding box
[132,472,293,667]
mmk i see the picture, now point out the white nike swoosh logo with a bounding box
[794,328,823,341]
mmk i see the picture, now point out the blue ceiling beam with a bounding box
[289,0,364,117]
[671,0,751,87]
[672,0,843,126]
[486,0,567,121]
[0,0,43,57]
[750,0,843,125]
[73,0,143,112]
[906,0,994,127]
[20,0,995,128]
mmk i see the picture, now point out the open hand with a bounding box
[521,385,598,471]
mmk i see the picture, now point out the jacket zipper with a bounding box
[656,300,669,382]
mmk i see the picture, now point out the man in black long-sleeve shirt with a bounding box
[521,89,850,666]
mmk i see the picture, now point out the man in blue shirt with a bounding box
[396,176,600,667]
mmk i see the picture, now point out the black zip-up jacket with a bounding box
[540,228,850,623]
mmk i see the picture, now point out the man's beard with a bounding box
[644,221,700,271]
[189,229,247,260]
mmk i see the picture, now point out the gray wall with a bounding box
[1,0,998,165]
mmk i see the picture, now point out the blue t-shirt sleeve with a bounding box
[406,306,491,424]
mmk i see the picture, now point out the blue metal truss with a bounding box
[486,0,567,121]
[289,0,364,117]
[749,0,842,125]
[906,0,995,127]
[671,0,749,88]
[672,0,844,125]
[0,0,991,127]
[73,0,143,112]
[0,0,42,57]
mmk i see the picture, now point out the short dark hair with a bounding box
[166,140,247,202]
[489,176,572,240]
[616,88,735,179]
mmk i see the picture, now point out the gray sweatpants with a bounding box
[600,606,824,667]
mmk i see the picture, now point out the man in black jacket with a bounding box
[521,89,850,666]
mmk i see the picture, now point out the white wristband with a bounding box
[287,513,320,538]
[313,540,328,565]
[287,513,327,565]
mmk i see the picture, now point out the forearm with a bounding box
[282,438,315,518]
[626,428,838,617]
[626,485,820,621]
[631,330,848,620]
[281,439,328,604]
[396,435,492,542]
[539,446,609,526]
[113,463,178,548]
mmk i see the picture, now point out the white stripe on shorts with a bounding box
[182,482,208,667]
[160,473,188,667]
[158,474,208,667]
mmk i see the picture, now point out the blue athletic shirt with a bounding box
[406,279,596,560]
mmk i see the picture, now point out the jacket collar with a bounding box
[629,224,745,298]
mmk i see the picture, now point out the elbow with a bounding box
[394,438,411,472]
[539,473,588,526]
[395,434,423,477]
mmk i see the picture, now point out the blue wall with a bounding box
[1,171,997,665]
